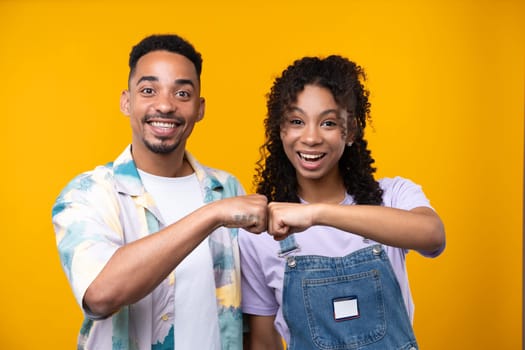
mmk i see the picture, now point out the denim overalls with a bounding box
[278,235,418,350]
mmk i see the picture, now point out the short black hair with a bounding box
[128,34,203,81]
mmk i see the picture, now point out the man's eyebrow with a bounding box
[135,76,195,88]
[136,76,158,86]
[173,78,195,88]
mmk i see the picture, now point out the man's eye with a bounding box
[141,88,154,94]
[176,91,190,98]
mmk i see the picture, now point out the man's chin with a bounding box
[145,141,180,155]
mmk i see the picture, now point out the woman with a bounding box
[239,55,446,350]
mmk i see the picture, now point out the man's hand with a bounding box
[221,194,268,233]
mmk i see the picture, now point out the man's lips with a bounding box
[143,115,185,138]
[149,121,176,129]
[143,115,185,129]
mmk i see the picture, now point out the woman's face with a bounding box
[280,84,351,183]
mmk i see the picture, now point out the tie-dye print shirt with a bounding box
[52,146,243,350]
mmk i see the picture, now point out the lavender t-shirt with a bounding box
[239,176,444,343]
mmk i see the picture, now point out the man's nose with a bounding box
[154,93,176,114]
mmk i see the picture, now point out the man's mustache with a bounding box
[142,114,185,124]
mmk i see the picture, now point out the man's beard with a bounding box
[143,137,181,154]
[142,113,183,154]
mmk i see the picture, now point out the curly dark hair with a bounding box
[255,55,383,205]
[128,34,202,83]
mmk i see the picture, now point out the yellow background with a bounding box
[1,0,523,349]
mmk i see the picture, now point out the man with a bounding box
[52,34,267,350]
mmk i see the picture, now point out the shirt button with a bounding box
[161,314,169,321]
[372,245,382,255]
[409,347,417,350]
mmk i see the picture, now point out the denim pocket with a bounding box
[302,269,386,349]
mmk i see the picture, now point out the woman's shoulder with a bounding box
[378,176,418,188]
[377,176,430,210]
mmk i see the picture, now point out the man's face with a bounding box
[120,50,204,157]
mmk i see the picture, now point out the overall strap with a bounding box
[278,234,300,257]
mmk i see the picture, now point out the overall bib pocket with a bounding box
[302,269,386,349]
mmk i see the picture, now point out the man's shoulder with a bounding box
[52,162,121,220]
[200,164,236,181]
[59,147,136,196]
[187,153,242,190]
[195,164,245,200]
[56,163,118,198]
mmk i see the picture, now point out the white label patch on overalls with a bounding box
[333,296,360,321]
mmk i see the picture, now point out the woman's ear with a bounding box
[346,116,357,145]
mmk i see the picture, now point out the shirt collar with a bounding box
[111,145,223,197]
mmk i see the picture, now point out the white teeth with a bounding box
[150,121,175,128]
[299,153,323,160]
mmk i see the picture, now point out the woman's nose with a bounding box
[301,125,322,145]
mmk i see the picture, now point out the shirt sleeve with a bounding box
[381,176,445,257]
[381,176,432,211]
[239,229,280,316]
[52,171,123,319]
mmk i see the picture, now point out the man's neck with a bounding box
[131,145,194,177]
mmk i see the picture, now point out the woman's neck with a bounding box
[297,175,346,204]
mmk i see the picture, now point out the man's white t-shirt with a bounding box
[139,170,220,350]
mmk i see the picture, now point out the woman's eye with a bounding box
[322,120,337,127]
[289,118,303,125]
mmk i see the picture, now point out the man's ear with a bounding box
[197,97,205,122]
[120,90,130,116]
